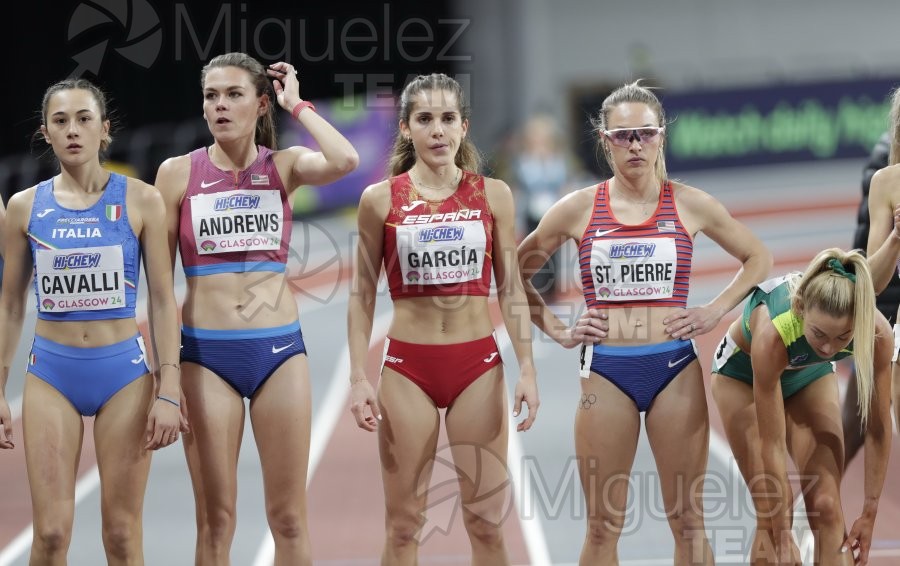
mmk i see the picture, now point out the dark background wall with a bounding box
[6,1,900,205]
[2,0,457,164]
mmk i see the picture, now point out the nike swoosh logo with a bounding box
[401,200,427,212]
[200,179,223,189]
[595,227,621,238]
[131,355,145,365]
[668,354,691,368]
[483,352,499,363]
[36,208,55,218]
[272,342,294,354]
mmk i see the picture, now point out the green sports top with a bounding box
[741,274,853,369]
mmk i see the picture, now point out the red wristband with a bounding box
[291,100,316,120]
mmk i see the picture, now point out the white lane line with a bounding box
[251,308,393,566]
[0,280,346,566]
[0,295,162,566]
[0,468,100,566]
[707,426,736,469]
[8,396,21,421]
[296,287,349,317]
[708,399,815,565]
[494,330,553,566]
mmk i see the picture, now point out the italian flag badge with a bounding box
[106,204,122,221]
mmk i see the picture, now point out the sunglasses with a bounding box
[603,126,665,147]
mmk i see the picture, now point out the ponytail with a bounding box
[792,248,876,424]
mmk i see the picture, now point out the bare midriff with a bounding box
[390,295,495,344]
[183,271,299,330]
[601,305,688,346]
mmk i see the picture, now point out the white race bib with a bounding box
[190,190,283,254]
[713,333,739,370]
[589,237,676,301]
[395,220,487,285]
[36,245,126,312]
[758,274,793,294]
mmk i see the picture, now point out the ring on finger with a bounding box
[690,323,696,331]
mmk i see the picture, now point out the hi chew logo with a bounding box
[67,0,162,76]
[214,194,261,211]
[609,242,656,259]
[418,226,464,243]
[53,253,102,270]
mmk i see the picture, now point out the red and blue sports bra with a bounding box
[579,180,693,308]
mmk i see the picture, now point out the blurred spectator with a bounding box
[510,113,572,298]
[843,130,896,466]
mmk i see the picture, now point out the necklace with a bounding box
[613,186,659,214]
[410,168,461,192]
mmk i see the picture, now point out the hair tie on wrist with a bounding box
[156,395,180,408]
[292,100,316,120]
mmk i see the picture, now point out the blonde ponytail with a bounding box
[792,248,876,424]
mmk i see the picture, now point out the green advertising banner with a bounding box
[660,78,897,170]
